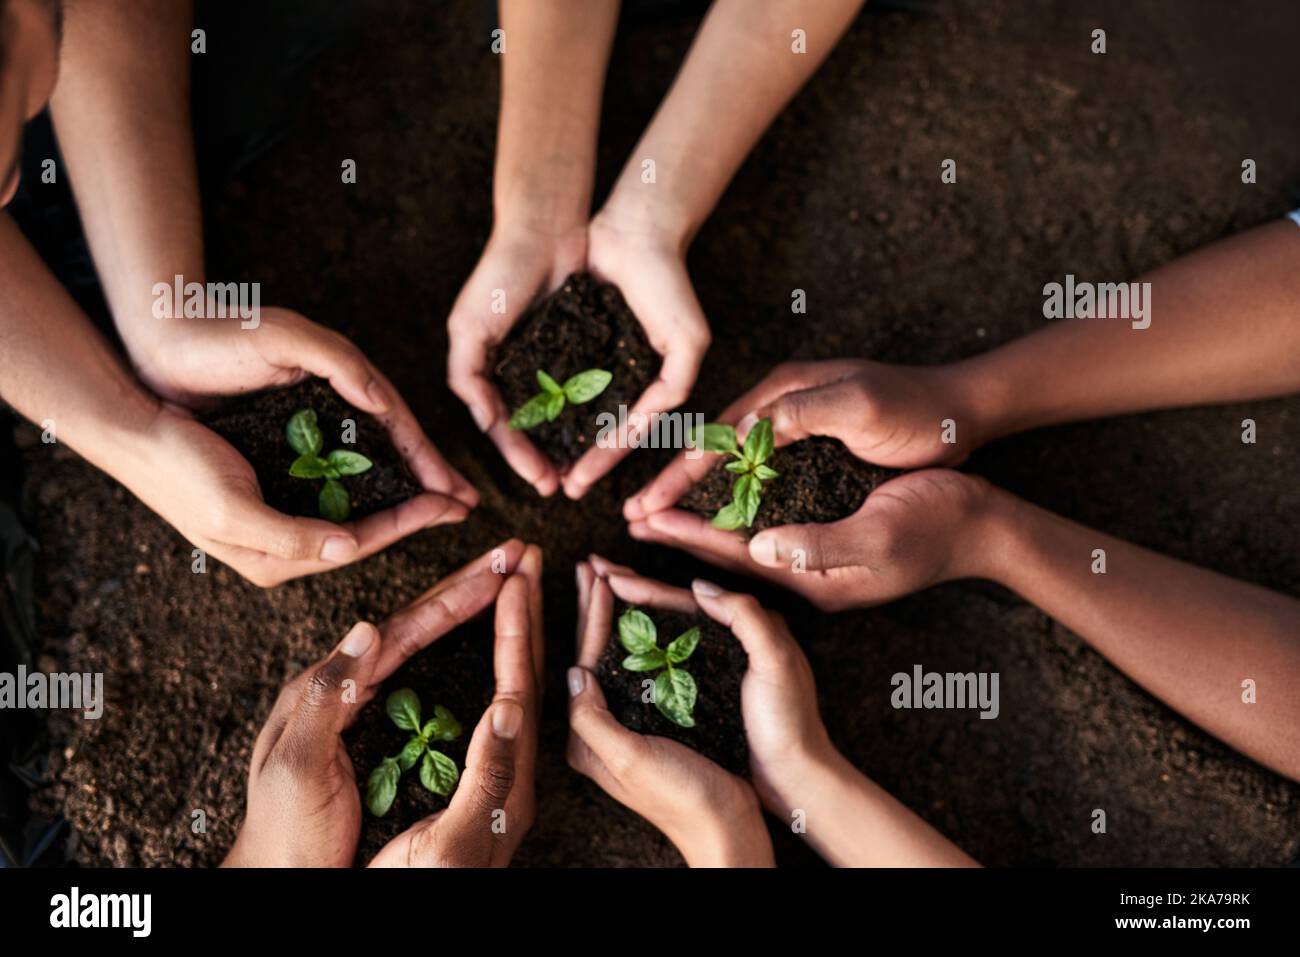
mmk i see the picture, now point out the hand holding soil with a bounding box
[567,556,773,867]
[224,541,538,868]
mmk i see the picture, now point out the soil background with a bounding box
[17,0,1300,867]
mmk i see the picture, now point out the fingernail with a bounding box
[736,412,758,437]
[691,579,722,598]
[567,667,587,697]
[339,622,377,658]
[749,534,779,567]
[491,700,523,740]
[366,379,390,412]
[469,403,492,432]
[320,536,358,562]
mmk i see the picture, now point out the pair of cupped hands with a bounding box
[223,541,831,868]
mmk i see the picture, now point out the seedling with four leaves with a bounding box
[365,689,462,817]
[617,608,700,728]
[285,408,373,522]
[509,368,612,430]
[697,418,779,530]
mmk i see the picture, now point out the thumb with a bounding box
[753,378,863,445]
[437,699,522,846]
[260,313,389,416]
[227,498,360,564]
[277,622,381,767]
[747,518,864,573]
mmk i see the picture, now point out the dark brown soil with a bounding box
[680,437,898,534]
[492,273,660,468]
[343,618,494,865]
[202,378,422,519]
[16,0,1300,869]
[596,604,747,776]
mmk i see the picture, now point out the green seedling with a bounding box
[365,689,462,817]
[696,418,779,530]
[509,368,612,430]
[617,608,700,728]
[285,408,373,522]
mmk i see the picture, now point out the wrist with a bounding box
[670,788,773,868]
[957,483,1029,586]
[595,178,695,254]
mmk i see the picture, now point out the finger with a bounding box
[486,415,561,498]
[587,553,639,579]
[566,665,645,782]
[577,575,614,669]
[516,545,545,690]
[747,516,865,573]
[368,367,479,508]
[437,699,522,854]
[492,574,535,700]
[752,376,867,447]
[575,561,595,650]
[374,540,523,681]
[631,508,756,574]
[621,361,845,521]
[260,314,388,415]
[446,337,502,434]
[273,622,381,770]
[604,572,697,614]
[689,580,796,671]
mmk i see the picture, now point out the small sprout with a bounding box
[617,609,700,728]
[285,408,373,522]
[364,689,462,817]
[509,368,612,430]
[696,418,779,529]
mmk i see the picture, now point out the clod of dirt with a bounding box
[680,436,899,534]
[344,619,495,865]
[202,378,423,520]
[596,604,747,775]
[492,273,660,468]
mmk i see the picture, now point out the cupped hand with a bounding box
[446,223,587,497]
[131,306,477,510]
[119,407,469,588]
[223,541,527,867]
[557,213,711,499]
[566,556,773,867]
[629,468,996,612]
[370,545,544,867]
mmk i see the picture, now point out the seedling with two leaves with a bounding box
[509,368,612,430]
[697,418,779,530]
[617,609,700,728]
[285,408,373,522]
[365,689,462,817]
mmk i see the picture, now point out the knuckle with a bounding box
[473,758,516,808]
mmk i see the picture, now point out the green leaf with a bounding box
[397,736,425,771]
[286,409,324,457]
[509,393,551,430]
[724,460,749,474]
[326,449,373,476]
[420,749,460,797]
[537,370,564,395]
[617,608,658,654]
[753,464,779,481]
[666,627,700,664]
[655,669,697,728]
[544,391,566,422]
[422,705,462,742]
[733,473,761,525]
[386,688,422,731]
[742,418,775,465]
[710,503,747,530]
[562,369,612,405]
[698,423,738,455]
[289,453,329,479]
[622,649,668,672]
[319,478,350,522]
[365,757,401,817]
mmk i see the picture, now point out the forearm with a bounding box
[978,488,1300,781]
[954,219,1300,446]
[0,214,159,470]
[494,0,620,234]
[600,0,864,244]
[49,0,201,353]
[764,749,977,867]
